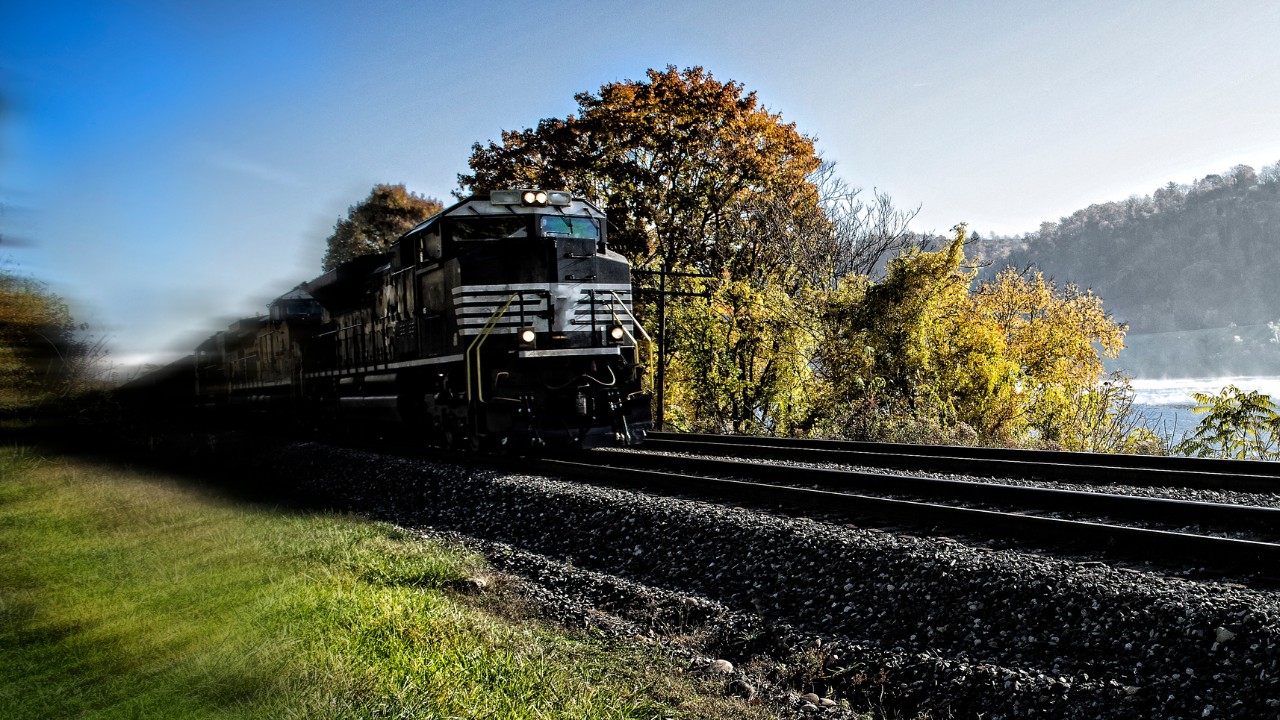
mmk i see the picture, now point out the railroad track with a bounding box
[642,431,1280,493]
[500,441,1280,576]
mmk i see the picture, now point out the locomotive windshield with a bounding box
[540,216,599,240]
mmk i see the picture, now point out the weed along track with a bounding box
[245,440,1280,719]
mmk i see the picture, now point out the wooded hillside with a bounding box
[976,162,1280,335]
[974,163,1280,377]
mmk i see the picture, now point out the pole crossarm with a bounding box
[633,265,713,430]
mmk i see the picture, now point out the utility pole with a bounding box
[633,264,710,430]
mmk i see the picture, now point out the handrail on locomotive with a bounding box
[465,293,518,404]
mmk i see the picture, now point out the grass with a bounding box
[0,447,768,719]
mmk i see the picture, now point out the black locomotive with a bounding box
[150,189,652,449]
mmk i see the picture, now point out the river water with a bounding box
[1130,376,1280,441]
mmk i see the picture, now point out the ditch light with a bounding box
[519,327,537,348]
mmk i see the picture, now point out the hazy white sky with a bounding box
[3,0,1280,366]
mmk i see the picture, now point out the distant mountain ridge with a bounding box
[973,162,1280,377]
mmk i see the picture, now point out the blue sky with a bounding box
[3,0,1280,368]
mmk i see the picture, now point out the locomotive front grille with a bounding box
[453,283,634,337]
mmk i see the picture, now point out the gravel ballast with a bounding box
[246,441,1279,719]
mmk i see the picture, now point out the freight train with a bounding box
[126,189,653,450]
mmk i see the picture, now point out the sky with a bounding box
[3,0,1280,370]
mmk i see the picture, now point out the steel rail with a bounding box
[588,450,1280,533]
[643,432,1280,493]
[533,457,1280,571]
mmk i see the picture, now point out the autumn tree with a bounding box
[646,159,922,434]
[0,262,97,413]
[813,226,998,438]
[461,67,831,428]
[663,277,816,434]
[975,267,1126,446]
[321,184,444,271]
[812,226,1134,448]
[459,65,822,272]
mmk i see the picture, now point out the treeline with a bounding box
[441,66,1146,450]
[974,162,1280,335]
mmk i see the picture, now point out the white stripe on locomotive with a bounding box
[452,282,635,336]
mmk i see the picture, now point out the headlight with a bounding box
[607,324,626,342]
[494,189,569,207]
[519,327,537,347]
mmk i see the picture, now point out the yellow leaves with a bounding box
[813,225,1131,446]
[666,278,814,434]
[975,267,1126,390]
